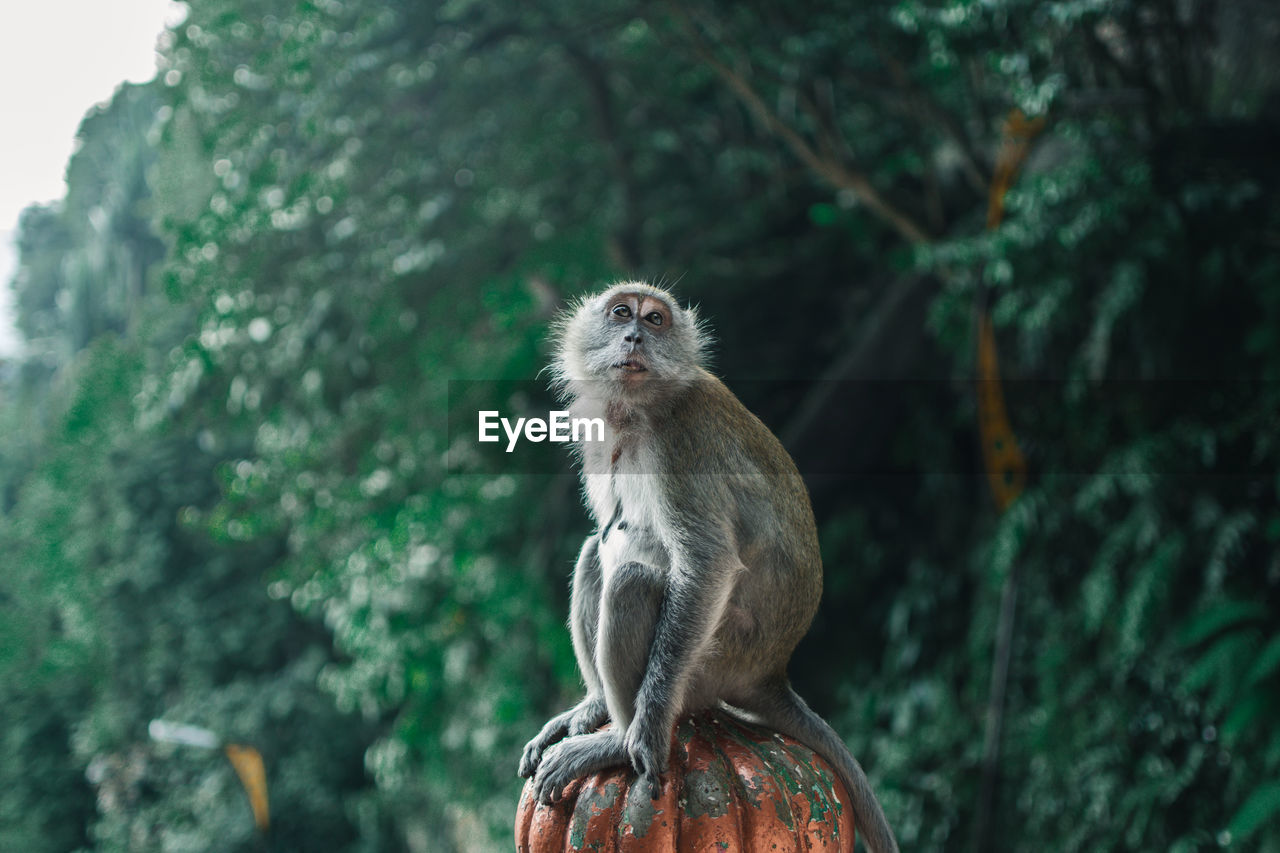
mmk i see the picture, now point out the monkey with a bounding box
[517,282,899,853]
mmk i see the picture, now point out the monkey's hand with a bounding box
[519,695,608,779]
[623,714,670,799]
[519,709,575,779]
[567,694,609,736]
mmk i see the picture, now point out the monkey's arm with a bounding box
[565,534,610,734]
[518,535,609,778]
[568,535,604,696]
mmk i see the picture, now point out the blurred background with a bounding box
[2,1,1279,851]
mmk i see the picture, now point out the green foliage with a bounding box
[2,83,384,852]
[1231,781,1280,844]
[2,0,1278,850]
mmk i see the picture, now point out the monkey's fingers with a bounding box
[637,769,662,800]
[520,710,579,777]
[520,736,559,779]
[567,695,609,736]
[531,745,579,805]
[626,743,665,800]
[533,773,568,805]
[518,744,541,779]
[519,735,550,778]
[530,762,555,802]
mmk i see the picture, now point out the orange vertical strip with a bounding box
[224,744,270,832]
[977,109,1043,510]
[976,312,1026,511]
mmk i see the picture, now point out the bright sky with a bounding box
[0,0,186,356]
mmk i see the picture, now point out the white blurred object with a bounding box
[148,719,220,749]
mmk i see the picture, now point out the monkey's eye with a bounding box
[645,312,663,326]
[611,304,632,319]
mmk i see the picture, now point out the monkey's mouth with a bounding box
[613,360,647,373]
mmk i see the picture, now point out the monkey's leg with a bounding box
[519,536,609,779]
[622,553,738,793]
[597,560,664,731]
[597,558,678,797]
[735,679,899,853]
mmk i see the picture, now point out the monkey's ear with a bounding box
[684,304,714,369]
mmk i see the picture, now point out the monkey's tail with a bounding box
[740,680,899,853]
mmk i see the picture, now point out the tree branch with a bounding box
[561,42,643,269]
[666,5,933,246]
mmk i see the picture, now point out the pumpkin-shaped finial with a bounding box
[517,710,855,852]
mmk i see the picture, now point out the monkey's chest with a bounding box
[586,471,670,574]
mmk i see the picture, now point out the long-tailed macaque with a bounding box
[518,282,898,853]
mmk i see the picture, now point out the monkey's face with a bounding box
[602,293,672,384]
[552,282,707,398]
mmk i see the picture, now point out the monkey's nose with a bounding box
[624,332,643,344]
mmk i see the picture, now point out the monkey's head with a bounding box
[551,282,708,402]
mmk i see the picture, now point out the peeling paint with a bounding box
[681,769,732,819]
[569,781,619,850]
[715,715,846,846]
[516,709,856,851]
[620,780,663,838]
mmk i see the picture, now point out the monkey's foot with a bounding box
[532,730,627,804]
[520,695,610,778]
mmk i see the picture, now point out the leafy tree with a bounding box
[4,0,1277,850]
[1,82,387,852]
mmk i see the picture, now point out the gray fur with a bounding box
[520,283,899,852]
